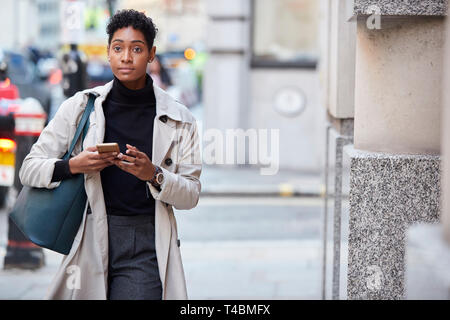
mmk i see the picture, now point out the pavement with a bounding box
[200,165,323,198]
[0,164,325,300]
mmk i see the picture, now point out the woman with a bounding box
[148,54,172,90]
[19,9,201,300]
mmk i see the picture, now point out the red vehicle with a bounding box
[0,53,47,270]
[0,75,19,206]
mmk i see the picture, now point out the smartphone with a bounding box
[96,143,120,153]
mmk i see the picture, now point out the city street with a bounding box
[0,0,448,302]
[177,195,323,299]
[0,166,324,300]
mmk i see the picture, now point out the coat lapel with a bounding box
[152,85,181,165]
[152,118,177,166]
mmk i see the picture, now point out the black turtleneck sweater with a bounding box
[51,74,157,216]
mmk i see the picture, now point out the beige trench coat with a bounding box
[19,80,202,300]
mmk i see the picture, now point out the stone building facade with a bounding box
[322,0,449,300]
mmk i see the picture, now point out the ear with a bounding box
[148,46,156,63]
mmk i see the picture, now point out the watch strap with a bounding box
[149,165,163,188]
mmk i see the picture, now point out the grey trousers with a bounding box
[107,214,162,300]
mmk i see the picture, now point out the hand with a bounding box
[69,146,117,174]
[111,144,156,181]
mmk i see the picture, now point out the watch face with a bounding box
[156,173,164,184]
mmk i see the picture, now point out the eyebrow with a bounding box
[111,39,146,45]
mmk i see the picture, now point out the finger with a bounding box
[113,159,137,173]
[90,153,111,162]
[86,146,97,152]
[111,158,134,166]
[92,161,113,170]
[126,145,153,165]
[131,155,151,168]
[117,153,137,163]
[100,162,114,170]
[91,151,119,161]
[102,158,116,165]
[98,152,118,160]
[125,148,146,159]
[104,157,118,164]
[126,144,139,151]
[103,156,118,163]
[126,144,145,156]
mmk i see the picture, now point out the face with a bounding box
[107,26,156,83]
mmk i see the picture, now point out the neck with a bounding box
[118,74,147,90]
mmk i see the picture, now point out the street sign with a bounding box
[60,0,86,44]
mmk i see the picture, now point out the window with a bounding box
[251,0,319,68]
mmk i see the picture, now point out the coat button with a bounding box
[164,158,173,166]
[159,115,167,123]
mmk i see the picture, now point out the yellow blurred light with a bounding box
[0,139,16,153]
[184,48,196,60]
[279,183,294,197]
[0,78,11,88]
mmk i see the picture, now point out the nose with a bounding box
[121,49,132,63]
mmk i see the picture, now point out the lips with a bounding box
[118,68,134,72]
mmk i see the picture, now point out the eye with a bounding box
[113,46,121,52]
[133,47,143,53]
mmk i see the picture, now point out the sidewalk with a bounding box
[184,239,321,299]
[0,247,62,299]
[199,165,323,197]
[0,165,324,299]
[0,240,322,299]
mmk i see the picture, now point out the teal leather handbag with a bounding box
[10,93,96,255]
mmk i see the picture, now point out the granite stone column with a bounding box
[405,2,450,300]
[346,0,447,299]
[442,4,450,247]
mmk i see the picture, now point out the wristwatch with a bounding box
[149,165,164,188]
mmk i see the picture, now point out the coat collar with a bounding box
[83,79,188,125]
[81,79,181,168]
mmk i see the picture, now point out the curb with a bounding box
[200,183,325,198]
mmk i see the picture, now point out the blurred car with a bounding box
[1,49,63,121]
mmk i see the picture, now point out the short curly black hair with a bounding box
[106,9,158,49]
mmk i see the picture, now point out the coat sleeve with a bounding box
[147,120,202,210]
[19,94,81,189]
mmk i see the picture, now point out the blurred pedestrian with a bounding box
[19,9,201,300]
[148,54,172,90]
[0,52,19,100]
[61,44,88,98]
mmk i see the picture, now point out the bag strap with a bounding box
[63,93,96,161]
